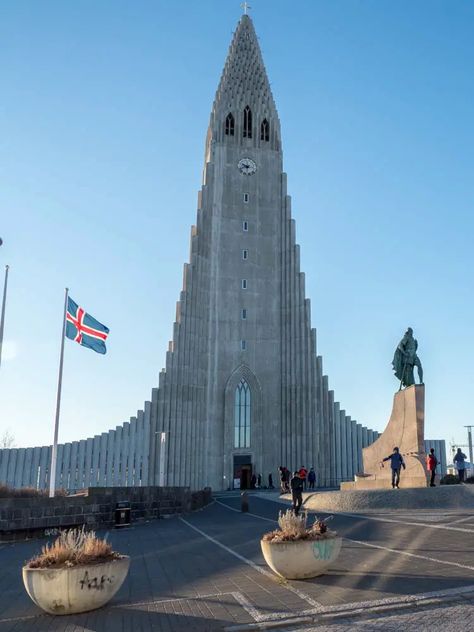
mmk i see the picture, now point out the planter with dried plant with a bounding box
[260,510,342,579]
[22,527,130,615]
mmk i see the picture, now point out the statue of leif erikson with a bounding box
[392,327,424,389]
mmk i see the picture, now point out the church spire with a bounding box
[208,14,281,150]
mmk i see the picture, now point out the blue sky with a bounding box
[0,0,473,462]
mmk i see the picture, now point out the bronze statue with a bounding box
[392,327,423,388]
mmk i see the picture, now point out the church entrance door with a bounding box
[240,464,252,490]
[233,454,252,490]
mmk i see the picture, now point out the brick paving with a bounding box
[1,493,474,631]
[283,597,474,630]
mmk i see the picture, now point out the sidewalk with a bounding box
[1,495,474,631]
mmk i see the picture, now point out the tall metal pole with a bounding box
[465,426,473,465]
[49,288,69,498]
[0,265,10,369]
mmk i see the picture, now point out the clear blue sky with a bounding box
[1,1,473,461]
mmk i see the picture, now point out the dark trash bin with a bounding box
[115,501,131,527]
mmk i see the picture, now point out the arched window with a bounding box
[243,106,252,139]
[260,118,269,141]
[225,112,235,136]
[234,379,251,447]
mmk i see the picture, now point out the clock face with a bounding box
[238,158,257,175]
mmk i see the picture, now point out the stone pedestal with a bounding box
[341,385,428,490]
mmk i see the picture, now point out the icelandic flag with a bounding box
[66,297,110,355]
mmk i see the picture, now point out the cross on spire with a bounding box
[241,2,251,15]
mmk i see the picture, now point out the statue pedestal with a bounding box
[341,385,428,490]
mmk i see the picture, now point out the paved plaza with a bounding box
[1,493,474,631]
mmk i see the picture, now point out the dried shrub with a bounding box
[26,527,121,569]
[278,509,307,539]
[262,509,337,543]
[0,485,47,498]
[0,485,68,498]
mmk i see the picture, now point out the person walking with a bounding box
[268,473,274,489]
[298,466,308,490]
[454,448,467,483]
[283,467,290,493]
[279,466,290,493]
[308,467,316,490]
[290,470,304,515]
[257,473,262,489]
[279,466,286,493]
[382,447,406,489]
[426,448,438,487]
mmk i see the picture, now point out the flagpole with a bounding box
[0,265,9,369]
[49,287,69,499]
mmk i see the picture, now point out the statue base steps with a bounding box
[302,485,474,511]
[341,476,429,490]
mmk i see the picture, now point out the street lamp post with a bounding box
[465,426,473,466]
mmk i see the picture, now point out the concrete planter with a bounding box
[22,556,130,615]
[260,537,342,579]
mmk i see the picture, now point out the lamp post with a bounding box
[464,426,473,466]
[0,237,9,369]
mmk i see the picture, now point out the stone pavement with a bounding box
[280,597,474,630]
[1,491,474,631]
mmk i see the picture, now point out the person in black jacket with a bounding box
[454,448,467,482]
[308,467,316,490]
[278,466,286,493]
[290,471,304,515]
[382,447,406,489]
[268,473,274,489]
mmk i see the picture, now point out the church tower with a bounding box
[0,13,382,494]
[148,13,372,491]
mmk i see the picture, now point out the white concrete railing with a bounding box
[0,407,152,491]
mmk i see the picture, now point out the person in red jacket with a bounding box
[426,448,438,487]
[298,466,308,490]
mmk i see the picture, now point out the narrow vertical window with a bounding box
[234,378,251,448]
[225,112,235,136]
[240,340,247,350]
[243,193,249,203]
[241,279,247,289]
[242,220,248,232]
[241,309,247,320]
[243,106,252,139]
[260,118,269,141]
[242,249,248,260]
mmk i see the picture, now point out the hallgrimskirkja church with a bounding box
[3,14,445,493]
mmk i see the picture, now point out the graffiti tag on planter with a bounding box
[311,540,334,561]
[79,570,114,590]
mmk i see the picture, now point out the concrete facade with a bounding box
[146,14,380,491]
